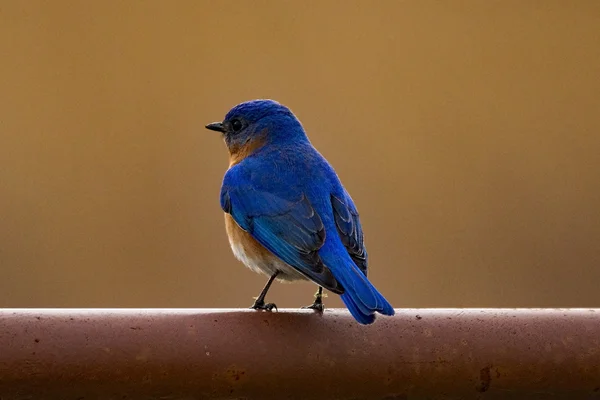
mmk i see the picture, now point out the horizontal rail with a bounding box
[1,308,599,399]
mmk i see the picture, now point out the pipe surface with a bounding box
[0,308,599,399]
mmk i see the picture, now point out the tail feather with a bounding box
[336,261,395,324]
[341,292,376,324]
[320,240,394,324]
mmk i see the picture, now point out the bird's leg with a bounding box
[302,286,325,313]
[250,271,279,311]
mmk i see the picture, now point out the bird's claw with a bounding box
[302,288,325,313]
[301,302,325,313]
[250,301,278,312]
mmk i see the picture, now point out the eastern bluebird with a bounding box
[206,99,394,324]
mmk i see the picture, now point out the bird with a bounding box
[205,99,394,324]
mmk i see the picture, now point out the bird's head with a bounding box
[205,99,307,165]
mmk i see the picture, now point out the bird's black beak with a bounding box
[205,122,225,133]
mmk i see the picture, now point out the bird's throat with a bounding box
[228,136,267,167]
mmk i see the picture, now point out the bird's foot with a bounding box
[301,301,325,313]
[302,291,326,313]
[250,298,278,312]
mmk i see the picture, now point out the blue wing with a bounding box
[221,173,344,294]
[331,193,368,276]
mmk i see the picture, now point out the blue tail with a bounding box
[334,260,395,325]
[318,238,394,324]
[340,280,395,325]
[341,292,377,324]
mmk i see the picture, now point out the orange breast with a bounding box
[224,213,273,261]
[223,213,307,281]
[228,132,266,167]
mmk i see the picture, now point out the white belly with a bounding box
[229,240,306,281]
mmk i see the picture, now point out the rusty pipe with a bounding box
[0,308,599,399]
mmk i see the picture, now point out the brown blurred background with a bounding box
[1,1,599,309]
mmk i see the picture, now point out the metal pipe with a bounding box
[1,308,599,399]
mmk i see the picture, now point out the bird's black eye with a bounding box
[231,119,243,132]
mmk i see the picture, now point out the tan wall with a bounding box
[1,2,599,308]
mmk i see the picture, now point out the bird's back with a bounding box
[237,142,340,214]
[231,141,368,274]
